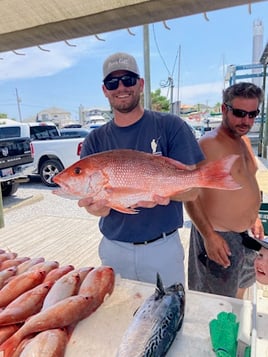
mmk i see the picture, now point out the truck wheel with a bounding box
[40,159,64,187]
[1,182,19,197]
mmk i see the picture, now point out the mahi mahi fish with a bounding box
[116,273,185,357]
[52,149,241,214]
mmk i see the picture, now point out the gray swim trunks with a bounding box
[188,225,257,297]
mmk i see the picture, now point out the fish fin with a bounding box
[199,154,241,190]
[158,156,191,170]
[170,189,191,201]
[108,204,139,214]
[155,273,165,298]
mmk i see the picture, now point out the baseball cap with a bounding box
[241,230,268,251]
[250,236,268,250]
[103,52,140,80]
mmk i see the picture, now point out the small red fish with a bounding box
[41,271,80,311]
[0,253,17,264]
[28,260,59,274]
[0,281,53,325]
[78,266,115,305]
[43,264,75,283]
[53,149,241,214]
[0,257,29,271]
[0,295,95,357]
[0,269,46,308]
[16,257,45,275]
[0,267,17,289]
[0,325,21,345]
[15,328,68,357]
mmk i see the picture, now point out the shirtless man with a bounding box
[185,82,265,299]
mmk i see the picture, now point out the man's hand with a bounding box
[78,197,111,217]
[250,217,264,239]
[204,232,232,268]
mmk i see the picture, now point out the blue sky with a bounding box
[0,2,268,121]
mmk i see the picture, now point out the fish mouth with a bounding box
[52,186,82,200]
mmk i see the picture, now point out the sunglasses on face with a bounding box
[103,74,139,90]
[225,103,260,119]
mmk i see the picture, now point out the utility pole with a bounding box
[15,88,22,122]
[143,24,151,110]
[169,77,174,114]
[263,95,268,158]
[177,45,181,115]
[259,43,268,157]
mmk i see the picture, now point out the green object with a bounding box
[209,311,239,357]
[244,346,251,357]
[259,203,268,235]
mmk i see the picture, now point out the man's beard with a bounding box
[224,115,250,137]
[110,94,140,114]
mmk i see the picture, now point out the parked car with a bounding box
[0,120,34,196]
[0,120,84,187]
[60,128,91,138]
[62,124,82,129]
[84,115,108,129]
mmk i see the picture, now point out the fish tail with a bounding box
[199,154,241,190]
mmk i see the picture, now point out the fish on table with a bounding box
[116,273,185,357]
[0,281,53,325]
[0,269,46,308]
[14,328,68,357]
[53,149,241,214]
[0,266,115,357]
[0,295,95,357]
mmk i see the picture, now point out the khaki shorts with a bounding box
[99,231,185,287]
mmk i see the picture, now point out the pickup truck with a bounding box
[0,122,34,196]
[0,120,85,187]
[32,137,83,186]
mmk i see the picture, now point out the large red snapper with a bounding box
[53,149,241,214]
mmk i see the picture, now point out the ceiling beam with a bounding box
[0,0,265,52]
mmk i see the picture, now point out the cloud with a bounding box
[0,37,97,80]
[162,81,224,106]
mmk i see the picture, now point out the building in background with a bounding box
[35,107,73,127]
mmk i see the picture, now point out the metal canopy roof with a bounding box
[0,0,266,53]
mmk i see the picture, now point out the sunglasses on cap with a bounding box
[225,103,260,119]
[103,74,139,91]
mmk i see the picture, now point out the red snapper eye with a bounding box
[74,167,82,175]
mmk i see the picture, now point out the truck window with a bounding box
[30,126,60,140]
[0,127,21,139]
